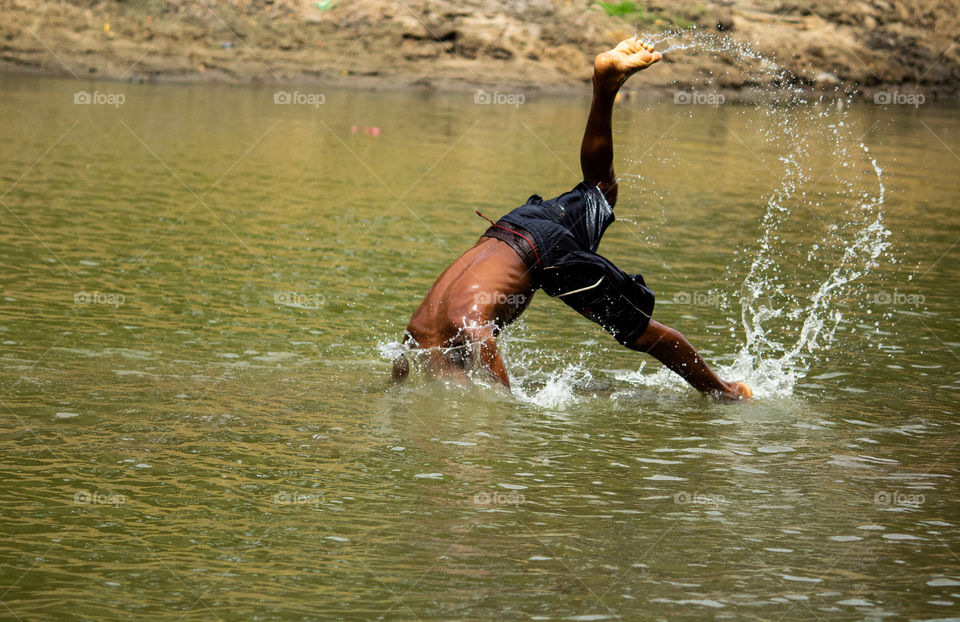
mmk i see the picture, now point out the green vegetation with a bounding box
[592,1,697,29]
[592,1,644,18]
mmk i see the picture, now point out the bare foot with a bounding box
[717,381,752,403]
[594,38,662,91]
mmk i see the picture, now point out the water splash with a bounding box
[623,30,891,398]
[382,30,890,403]
[723,131,889,397]
[644,29,793,86]
[646,29,768,58]
[513,363,594,410]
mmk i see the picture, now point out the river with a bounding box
[1,74,958,620]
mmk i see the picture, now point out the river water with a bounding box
[1,73,958,620]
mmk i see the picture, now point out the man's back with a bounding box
[396,234,536,385]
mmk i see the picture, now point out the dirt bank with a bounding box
[2,0,958,98]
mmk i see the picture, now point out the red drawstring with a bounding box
[475,209,496,225]
[476,210,541,268]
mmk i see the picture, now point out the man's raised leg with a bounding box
[577,41,751,402]
[581,39,662,206]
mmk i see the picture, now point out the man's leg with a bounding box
[629,320,752,401]
[580,38,662,207]
[577,41,751,401]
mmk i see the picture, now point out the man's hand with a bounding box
[594,38,662,91]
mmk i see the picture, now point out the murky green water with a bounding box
[1,74,959,620]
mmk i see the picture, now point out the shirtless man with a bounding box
[393,38,752,402]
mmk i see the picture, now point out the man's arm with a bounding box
[465,325,511,388]
[580,39,662,207]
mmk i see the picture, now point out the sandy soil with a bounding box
[1,0,958,98]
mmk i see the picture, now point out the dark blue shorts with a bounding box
[481,183,655,346]
[539,251,654,346]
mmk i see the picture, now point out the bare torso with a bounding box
[406,237,536,348]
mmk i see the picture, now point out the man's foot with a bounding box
[717,381,753,403]
[594,38,662,91]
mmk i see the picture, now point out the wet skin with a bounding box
[396,39,751,401]
[402,236,536,386]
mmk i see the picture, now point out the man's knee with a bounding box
[626,320,671,352]
[614,328,641,349]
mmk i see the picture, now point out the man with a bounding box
[393,38,751,402]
